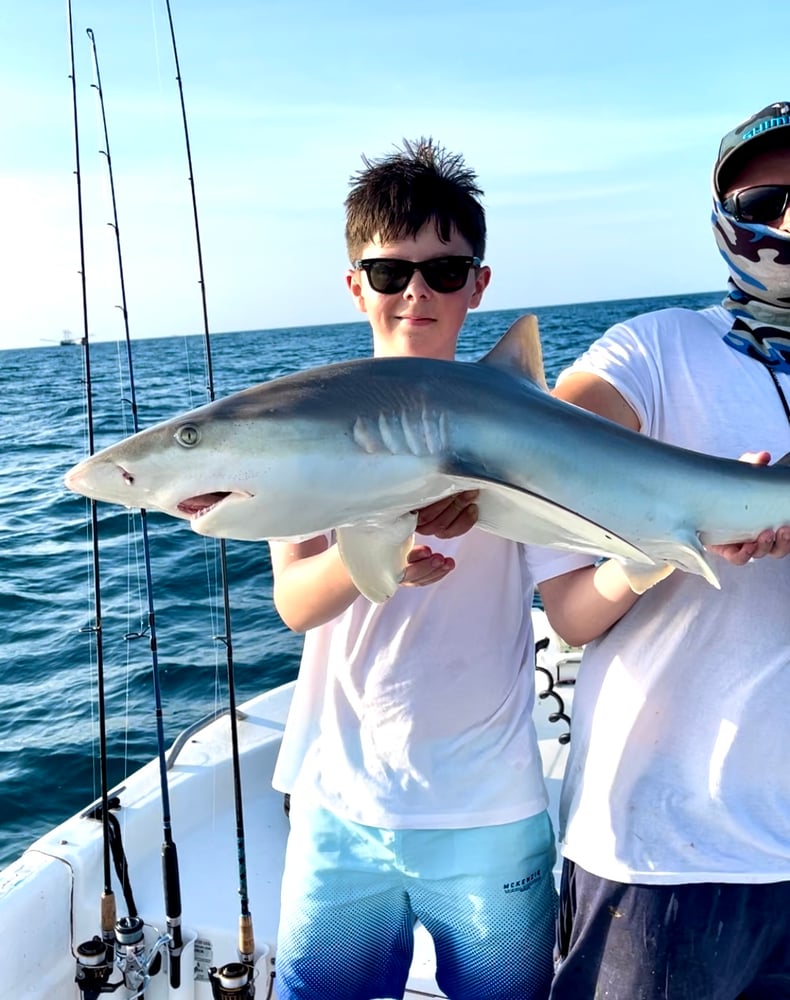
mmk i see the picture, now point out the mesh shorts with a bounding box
[275,804,558,1000]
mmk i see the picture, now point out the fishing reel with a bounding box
[74,937,115,999]
[209,961,256,999]
[75,916,165,998]
[114,915,165,994]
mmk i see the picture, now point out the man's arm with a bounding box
[552,370,641,429]
[538,559,640,648]
[533,373,642,645]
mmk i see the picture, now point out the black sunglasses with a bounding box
[353,255,481,295]
[721,185,790,224]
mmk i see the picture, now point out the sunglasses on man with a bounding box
[722,185,790,225]
[353,255,481,295]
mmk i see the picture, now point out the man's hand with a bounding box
[710,526,790,564]
[414,490,479,539]
[708,451,790,563]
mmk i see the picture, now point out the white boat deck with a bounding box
[0,612,578,999]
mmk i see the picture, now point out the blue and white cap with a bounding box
[714,102,790,197]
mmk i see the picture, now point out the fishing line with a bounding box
[65,0,118,965]
[163,0,258,983]
[86,23,184,991]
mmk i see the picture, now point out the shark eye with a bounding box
[175,424,201,448]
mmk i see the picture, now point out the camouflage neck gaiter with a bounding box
[712,197,790,373]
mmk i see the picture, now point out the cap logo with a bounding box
[744,113,790,142]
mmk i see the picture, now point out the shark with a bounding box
[64,316,790,602]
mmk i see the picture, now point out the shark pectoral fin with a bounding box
[336,512,418,604]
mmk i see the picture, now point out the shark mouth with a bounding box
[177,492,233,518]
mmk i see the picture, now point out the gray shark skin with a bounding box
[65,316,790,602]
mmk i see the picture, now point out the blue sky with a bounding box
[1,0,788,351]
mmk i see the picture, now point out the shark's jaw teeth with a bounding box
[177,492,232,518]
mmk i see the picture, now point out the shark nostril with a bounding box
[121,468,135,485]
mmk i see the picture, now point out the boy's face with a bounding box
[346,223,491,359]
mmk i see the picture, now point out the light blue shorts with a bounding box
[275,804,557,1000]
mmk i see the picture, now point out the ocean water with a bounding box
[0,291,722,868]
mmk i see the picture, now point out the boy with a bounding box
[269,139,577,1000]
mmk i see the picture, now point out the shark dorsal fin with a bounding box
[478,314,547,391]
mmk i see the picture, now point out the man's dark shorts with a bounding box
[549,859,790,1000]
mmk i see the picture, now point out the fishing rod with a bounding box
[81,26,183,997]
[65,5,119,996]
[162,2,258,995]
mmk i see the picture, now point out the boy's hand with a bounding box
[414,490,479,539]
[402,490,478,588]
[708,451,790,563]
[400,545,456,588]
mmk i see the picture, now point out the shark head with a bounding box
[63,385,320,539]
[66,405,245,527]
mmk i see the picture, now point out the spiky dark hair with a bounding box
[344,138,486,261]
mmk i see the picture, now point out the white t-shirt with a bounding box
[557,305,790,883]
[273,528,580,829]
